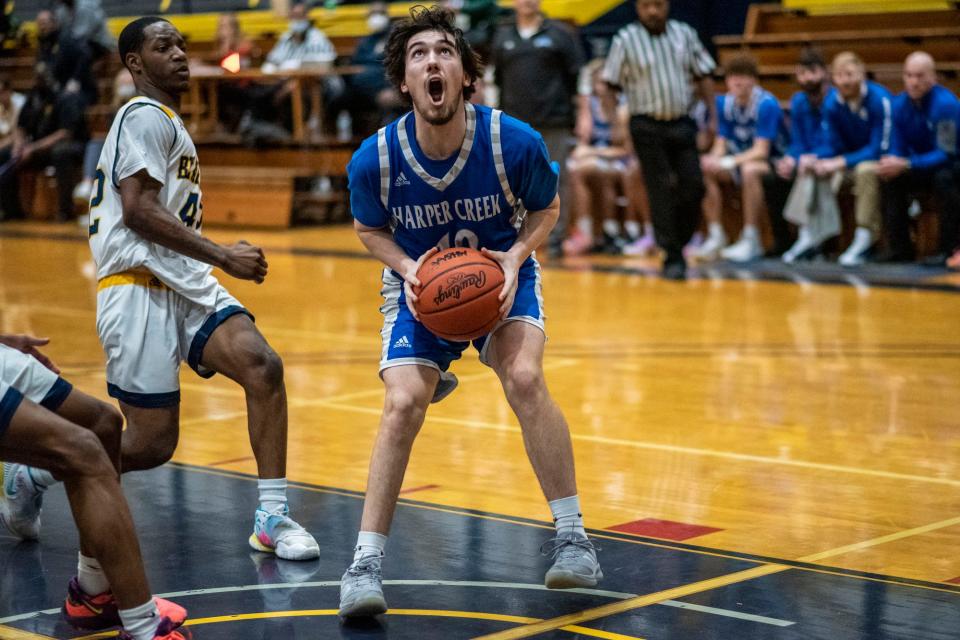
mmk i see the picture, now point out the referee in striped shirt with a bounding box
[603,0,717,279]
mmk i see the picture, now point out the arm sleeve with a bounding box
[755,98,781,141]
[686,26,716,78]
[347,141,390,228]
[265,35,288,66]
[716,96,732,141]
[844,94,891,166]
[113,106,176,187]
[560,26,585,91]
[602,35,626,88]
[504,124,558,212]
[911,98,958,170]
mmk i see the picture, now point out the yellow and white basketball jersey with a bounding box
[88,96,218,306]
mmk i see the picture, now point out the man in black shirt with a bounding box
[492,0,584,257]
[0,70,88,221]
[35,9,97,107]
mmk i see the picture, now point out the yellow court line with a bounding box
[0,626,55,639]
[473,514,960,640]
[72,609,643,640]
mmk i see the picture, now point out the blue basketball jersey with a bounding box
[717,86,788,157]
[348,103,559,265]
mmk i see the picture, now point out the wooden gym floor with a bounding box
[0,221,959,639]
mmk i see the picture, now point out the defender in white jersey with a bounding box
[0,334,189,640]
[12,17,319,566]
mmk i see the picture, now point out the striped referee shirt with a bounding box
[603,20,715,121]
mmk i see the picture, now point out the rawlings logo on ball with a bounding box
[433,272,488,306]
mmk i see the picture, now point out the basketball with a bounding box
[413,247,506,341]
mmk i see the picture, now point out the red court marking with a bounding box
[607,518,723,541]
[946,576,960,585]
[206,456,256,467]
[399,484,440,495]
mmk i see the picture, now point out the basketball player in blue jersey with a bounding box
[339,6,602,617]
[2,17,319,564]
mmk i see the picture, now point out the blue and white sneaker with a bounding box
[338,554,387,618]
[249,505,319,561]
[0,463,44,540]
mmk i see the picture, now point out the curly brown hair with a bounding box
[384,5,483,104]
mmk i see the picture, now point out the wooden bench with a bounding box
[201,166,305,228]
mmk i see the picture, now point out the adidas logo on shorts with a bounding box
[394,172,410,187]
[393,336,412,349]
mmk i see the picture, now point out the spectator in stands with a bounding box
[263,2,336,71]
[73,69,135,209]
[763,48,835,261]
[815,52,893,266]
[564,60,650,256]
[329,2,403,138]
[603,0,717,280]
[214,13,256,67]
[0,68,88,221]
[0,79,26,151]
[491,0,584,258]
[245,2,337,138]
[877,52,960,265]
[697,54,786,262]
[53,0,115,60]
[35,9,97,106]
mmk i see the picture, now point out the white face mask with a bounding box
[290,19,310,35]
[367,13,389,32]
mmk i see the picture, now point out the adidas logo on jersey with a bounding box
[394,172,410,187]
[393,336,412,349]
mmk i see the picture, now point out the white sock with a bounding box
[602,218,620,236]
[353,531,387,563]
[623,220,641,240]
[576,216,592,237]
[549,495,586,538]
[742,224,759,240]
[77,552,111,595]
[27,467,56,490]
[257,478,287,515]
[118,600,160,640]
[708,222,725,240]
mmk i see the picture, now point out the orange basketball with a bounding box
[413,247,505,341]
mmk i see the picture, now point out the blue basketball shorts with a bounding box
[379,258,546,374]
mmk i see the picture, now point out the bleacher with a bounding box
[715,2,960,101]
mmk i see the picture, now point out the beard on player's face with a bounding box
[413,87,463,126]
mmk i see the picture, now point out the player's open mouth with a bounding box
[427,77,444,105]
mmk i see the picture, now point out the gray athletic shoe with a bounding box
[431,371,458,404]
[338,554,387,618]
[542,532,603,589]
[0,463,43,540]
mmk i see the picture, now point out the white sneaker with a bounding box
[72,179,93,205]
[721,234,762,263]
[782,227,817,264]
[692,232,727,261]
[838,228,874,267]
[0,463,43,540]
[339,554,387,617]
[249,506,320,561]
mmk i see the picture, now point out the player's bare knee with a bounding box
[123,426,178,468]
[59,429,114,479]
[383,388,429,426]
[242,345,284,393]
[503,363,546,403]
[89,402,123,445]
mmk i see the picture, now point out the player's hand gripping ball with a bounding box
[413,247,505,341]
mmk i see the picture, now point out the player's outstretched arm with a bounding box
[0,335,60,373]
[482,195,560,317]
[354,219,438,320]
[119,170,268,283]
